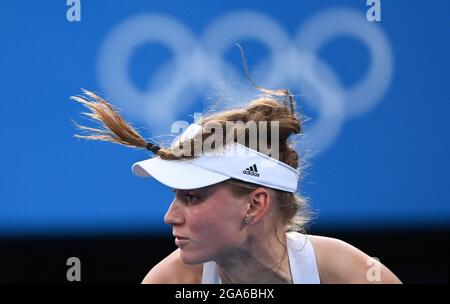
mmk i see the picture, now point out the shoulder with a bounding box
[308,235,402,284]
[141,249,203,284]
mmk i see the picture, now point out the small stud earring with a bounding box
[244,215,256,225]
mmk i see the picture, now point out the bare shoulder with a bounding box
[308,235,402,284]
[141,249,203,284]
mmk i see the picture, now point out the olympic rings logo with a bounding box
[97,9,393,157]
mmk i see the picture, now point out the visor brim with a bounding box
[132,157,230,190]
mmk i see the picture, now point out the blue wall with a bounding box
[0,0,449,236]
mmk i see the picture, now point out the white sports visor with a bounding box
[132,124,299,193]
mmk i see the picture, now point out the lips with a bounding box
[172,232,189,247]
[174,234,188,239]
[173,234,189,247]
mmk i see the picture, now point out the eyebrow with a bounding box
[171,189,195,195]
[172,187,213,196]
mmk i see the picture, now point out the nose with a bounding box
[164,199,185,225]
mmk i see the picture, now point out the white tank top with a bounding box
[202,232,321,284]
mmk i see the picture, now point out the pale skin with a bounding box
[142,183,402,284]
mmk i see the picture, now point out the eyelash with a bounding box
[185,194,198,203]
[172,189,198,204]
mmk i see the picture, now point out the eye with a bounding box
[185,193,198,204]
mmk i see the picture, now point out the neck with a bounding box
[214,230,292,284]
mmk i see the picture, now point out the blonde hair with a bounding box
[72,89,312,233]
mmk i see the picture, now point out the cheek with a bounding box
[188,201,243,242]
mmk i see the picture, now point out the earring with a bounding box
[244,215,256,225]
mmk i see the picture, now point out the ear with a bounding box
[245,188,271,224]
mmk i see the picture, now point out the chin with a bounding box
[179,249,210,265]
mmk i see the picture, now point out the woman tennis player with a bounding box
[72,87,401,284]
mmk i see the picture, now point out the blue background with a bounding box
[0,0,449,236]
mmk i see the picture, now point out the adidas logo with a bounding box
[242,164,260,177]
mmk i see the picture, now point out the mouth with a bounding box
[173,233,188,239]
[175,236,188,240]
[174,235,189,246]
